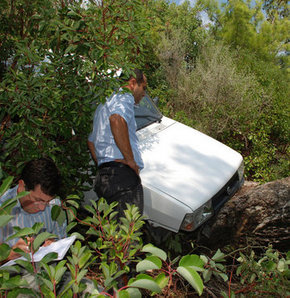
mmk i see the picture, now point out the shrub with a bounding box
[0,0,149,197]
[156,37,287,181]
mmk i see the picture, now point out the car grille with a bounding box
[211,171,242,212]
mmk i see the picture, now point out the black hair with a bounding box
[119,68,145,85]
[20,157,61,196]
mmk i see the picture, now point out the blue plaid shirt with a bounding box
[0,185,67,247]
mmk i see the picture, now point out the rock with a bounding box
[200,177,290,251]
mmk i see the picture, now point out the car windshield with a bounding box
[134,95,163,130]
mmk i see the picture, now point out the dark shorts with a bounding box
[94,161,144,217]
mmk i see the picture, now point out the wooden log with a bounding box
[199,177,290,251]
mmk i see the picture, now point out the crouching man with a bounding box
[0,157,67,261]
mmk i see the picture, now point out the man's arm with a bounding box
[87,140,98,165]
[109,113,139,175]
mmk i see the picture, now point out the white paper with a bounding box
[1,235,76,267]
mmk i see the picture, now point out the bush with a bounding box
[156,37,288,181]
[0,0,149,197]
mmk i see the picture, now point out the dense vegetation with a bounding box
[1,177,289,297]
[0,0,289,296]
[0,0,289,193]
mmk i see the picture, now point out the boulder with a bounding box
[200,177,290,251]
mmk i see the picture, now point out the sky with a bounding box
[170,0,214,27]
[173,0,196,4]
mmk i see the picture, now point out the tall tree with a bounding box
[0,0,150,196]
[263,0,289,22]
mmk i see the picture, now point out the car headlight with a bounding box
[180,200,213,232]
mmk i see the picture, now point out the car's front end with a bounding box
[136,96,244,233]
[180,161,244,232]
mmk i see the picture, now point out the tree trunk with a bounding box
[199,177,290,251]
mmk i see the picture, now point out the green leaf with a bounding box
[212,249,225,262]
[177,266,204,296]
[51,205,61,220]
[155,273,169,289]
[66,194,81,201]
[40,252,58,263]
[236,265,242,276]
[0,243,11,261]
[129,277,161,293]
[79,251,92,269]
[14,191,30,201]
[6,227,34,241]
[277,259,286,272]
[66,199,80,209]
[32,222,44,234]
[203,269,212,283]
[0,176,14,197]
[55,265,67,282]
[66,222,77,233]
[0,215,14,228]
[51,205,66,226]
[218,273,229,282]
[7,288,35,298]
[76,269,88,283]
[124,287,142,298]
[67,207,77,222]
[136,256,162,272]
[265,260,276,271]
[118,290,130,298]
[40,276,54,291]
[0,196,18,216]
[0,265,20,273]
[33,232,55,251]
[179,255,205,271]
[100,262,110,279]
[70,232,84,241]
[200,255,208,264]
[141,244,167,261]
[1,275,28,289]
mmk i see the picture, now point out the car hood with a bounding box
[138,117,243,211]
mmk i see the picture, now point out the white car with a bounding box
[85,95,244,234]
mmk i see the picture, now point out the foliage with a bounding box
[200,249,228,284]
[0,176,225,297]
[157,36,283,181]
[263,0,289,22]
[234,246,290,297]
[0,0,150,197]
[80,198,219,296]
[83,198,146,292]
[1,0,289,187]
[1,175,290,297]
[152,0,289,182]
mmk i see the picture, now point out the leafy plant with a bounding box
[200,249,228,284]
[3,174,289,297]
[71,198,212,297]
[82,198,148,294]
[235,246,290,297]
[0,0,150,197]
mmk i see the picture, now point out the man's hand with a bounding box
[43,239,55,247]
[115,158,140,176]
[7,238,31,261]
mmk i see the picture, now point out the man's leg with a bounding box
[95,163,143,217]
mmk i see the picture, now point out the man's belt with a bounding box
[98,161,125,170]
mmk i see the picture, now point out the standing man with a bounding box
[0,157,67,261]
[87,69,147,217]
